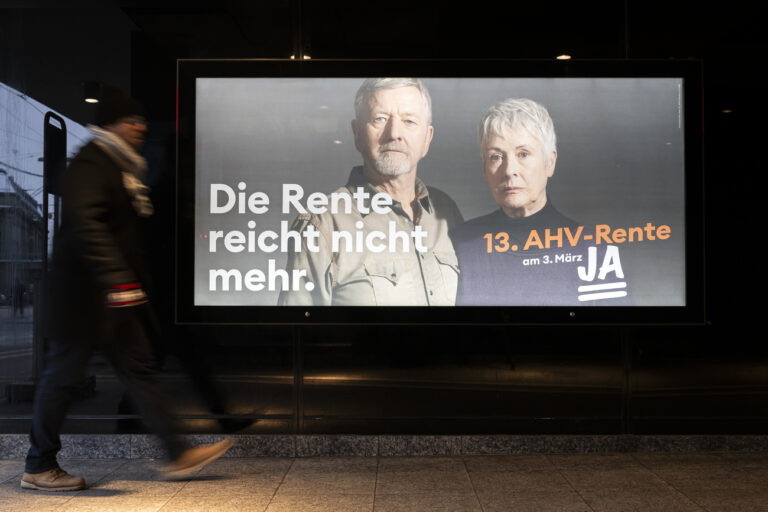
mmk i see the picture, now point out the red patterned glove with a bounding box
[105,283,148,308]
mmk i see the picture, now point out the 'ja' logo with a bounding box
[576,246,627,302]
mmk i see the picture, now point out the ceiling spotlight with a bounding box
[556,54,572,60]
[83,81,101,103]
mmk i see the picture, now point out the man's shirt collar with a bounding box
[345,166,433,218]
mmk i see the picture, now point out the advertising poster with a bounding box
[193,77,685,307]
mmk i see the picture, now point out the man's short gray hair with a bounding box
[478,98,557,163]
[354,78,432,125]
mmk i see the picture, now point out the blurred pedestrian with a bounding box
[22,86,231,492]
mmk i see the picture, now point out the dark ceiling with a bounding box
[1,1,761,126]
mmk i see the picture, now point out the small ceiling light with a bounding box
[721,109,733,114]
[83,81,101,103]
[289,55,296,60]
[333,140,342,145]
[303,55,311,60]
[556,54,572,60]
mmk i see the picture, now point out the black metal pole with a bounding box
[37,112,67,381]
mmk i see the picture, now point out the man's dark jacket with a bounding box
[47,141,151,340]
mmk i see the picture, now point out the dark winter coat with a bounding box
[46,141,152,340]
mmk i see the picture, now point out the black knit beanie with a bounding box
[96,85,146,127]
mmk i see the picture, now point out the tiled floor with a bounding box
[2,452,768,511]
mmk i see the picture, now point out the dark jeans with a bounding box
[25,306,187,473]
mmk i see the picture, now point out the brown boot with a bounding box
[160,438,233,479]
[21,467,86,491]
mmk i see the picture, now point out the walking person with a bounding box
[22,86,231,492]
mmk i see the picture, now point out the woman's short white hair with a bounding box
[478,98,557,163]
[354,78,432,125]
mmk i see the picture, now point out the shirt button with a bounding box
[429,290,434,296]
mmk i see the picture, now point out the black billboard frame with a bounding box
[176,58,705,326]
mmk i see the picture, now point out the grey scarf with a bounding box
[88,125,154,217]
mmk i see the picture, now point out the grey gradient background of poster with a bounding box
[194,77,685,306]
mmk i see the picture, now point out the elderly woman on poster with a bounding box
[451,98,629,306]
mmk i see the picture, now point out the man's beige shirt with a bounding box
[278,167,463,306]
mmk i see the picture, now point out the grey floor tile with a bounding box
[376,470,475,495]
[579,488,705,512]
[56,494,171,512]
[548,453,641,469]
[0,460,22,484]
[176,474,285,496]
[632,452,730,467]
[58,459,129,486]
[265,493,374,512]
[5,453,768,512]
[1,478,77,511]
[99,459,167,479]
[289,457,378,473]
[373,493,483,512]
[159,495,272,512]
[87,477,186,496]
[476,490,592,512]
[680,487,768,512]
[738,467,768,484]
[0,495,75,512]
[647,464,758,491]
[196,457,293,476]
[463,455,554,472]
[377,457,466,473]
[719,452,768,468]
[96,458,222,486]
[277,471,377,495]
[469,470,573,495]
[561,466,671,491]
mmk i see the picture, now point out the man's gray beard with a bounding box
[373,151,412,176]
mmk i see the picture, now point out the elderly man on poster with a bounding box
[451,98,630,305]
[279,78,462,306]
